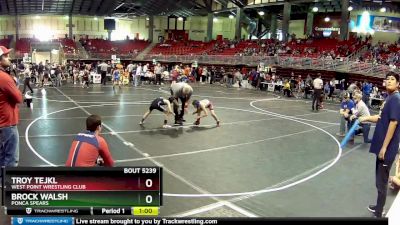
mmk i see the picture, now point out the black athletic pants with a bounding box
[312,89,322,110]
[172,97,187,123]
[374,158,394,216]
[23,77,33,93]
[101,71,107,85]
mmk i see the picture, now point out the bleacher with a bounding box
[148,38,365,59]
[285,38,365,58]
[276,66,385,89]
[209,40,266,55]
[363,42,400,66]
[0,38,11,48]
[149,40,216,55]
[83,39,150,58]
[15,38,35,55]
[59,38,77,55]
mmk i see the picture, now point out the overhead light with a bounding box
[229,15,234,19]
[115,18,119,21]
[114,3,125,10]
[258,11,265,16]
[348,6,353,11]
[389,20,392,23]
[380,7,386,12]
[35,15,40,19]
[312,7,318,12]
[178,17,183,21]
[94,17,98,20]
[64,15,69,19]
[146,17,149,21]
[324,17,330,22]
[213,17,218,22]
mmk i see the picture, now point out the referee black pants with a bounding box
[156,74,161,85]
[312,89,322,110]
[101,71,107,85]
[172,97,187,123]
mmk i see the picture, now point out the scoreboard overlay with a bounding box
[1,167,162,216]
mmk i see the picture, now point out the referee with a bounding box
[99,61,108,85]
[312,74,323,111]
[170,82,193,125]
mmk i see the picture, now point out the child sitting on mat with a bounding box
[192,99,220,127]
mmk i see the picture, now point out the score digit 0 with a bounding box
[145,179,152,188]
[146,195,152,203]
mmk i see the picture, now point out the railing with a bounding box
[87,52,139,60]
[141,54,279,66]
[348,45,368,62]
[141,54,399,78]
[75,41,90,59]
[17,48,397,77]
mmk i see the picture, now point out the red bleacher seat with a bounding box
[83,39,150,56]
[59,38,77,54]
[16,38,36,55]
[149,40,216,55]
[0,38,11,48]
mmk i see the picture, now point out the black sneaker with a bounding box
[368,205,377,213]
[174,121,183,126]
[355,129,363,136]
[368,205,385,216]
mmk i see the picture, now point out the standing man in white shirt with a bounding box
[127,61,134,85]
[99,61,109,86]
[312,74,323,111]
[154,63,163,85]
[142,63,149,84]
[22,64,33,94]
[135,63,142,87]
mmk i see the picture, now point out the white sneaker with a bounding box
[163,125,171,128]
[139,121,144,125]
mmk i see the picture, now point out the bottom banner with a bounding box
[77,217,386,225]
[10,217,388,225]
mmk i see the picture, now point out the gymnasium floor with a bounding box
[1,83,398,220]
